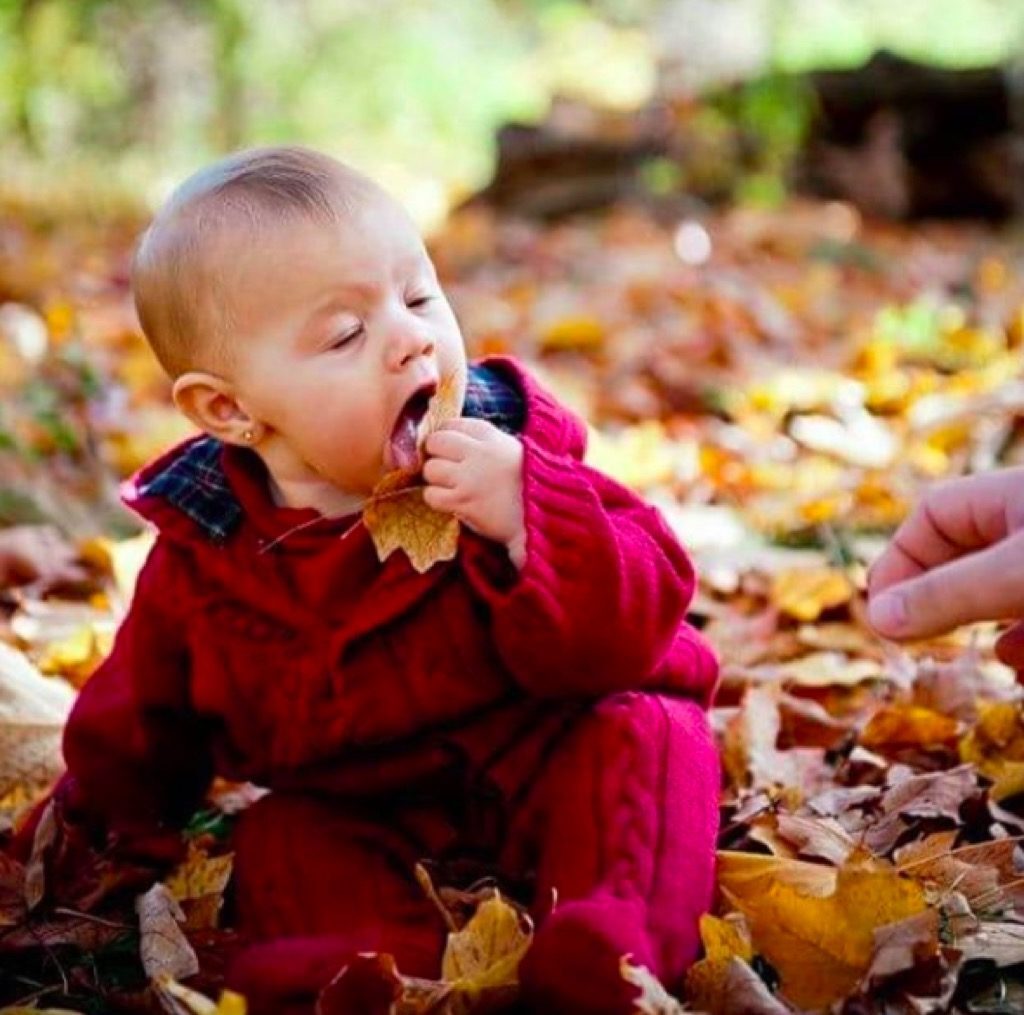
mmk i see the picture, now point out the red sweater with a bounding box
[41,357,718,858]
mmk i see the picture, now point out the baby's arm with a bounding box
[11,541,213,889]
[460,431,717,699]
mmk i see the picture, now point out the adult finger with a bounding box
[868,469,1024,599]
[868,527,1024,640]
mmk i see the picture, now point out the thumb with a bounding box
[868,529,1024,640]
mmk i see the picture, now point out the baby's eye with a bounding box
[407,295,435,309]
[329,326,362,350]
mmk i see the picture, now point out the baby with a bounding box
[16,146,720,1014]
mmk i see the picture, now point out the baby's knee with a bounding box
[578,691,715,762]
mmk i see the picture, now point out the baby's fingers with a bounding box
[869,528,1024,640]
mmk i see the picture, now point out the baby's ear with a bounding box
[172,371,258,446]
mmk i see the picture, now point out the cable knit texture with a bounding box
[13,356,720,1014]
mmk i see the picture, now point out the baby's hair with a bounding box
[132,145,384,377]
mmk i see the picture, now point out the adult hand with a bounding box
[867,468,1024,665]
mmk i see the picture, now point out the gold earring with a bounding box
[242,429,255,443]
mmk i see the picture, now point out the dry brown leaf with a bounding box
[620,956,686,1014]
[363,373,464,573]
[723,686,829,804]
[863,908,940,982]
[364,485,460,574]
[136,882,199,981]
[717,850,927,1010]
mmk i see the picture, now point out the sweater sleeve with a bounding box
[463,434,718,701]
[10,540,212,882]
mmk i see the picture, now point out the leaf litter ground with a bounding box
[3,196,1024,1012]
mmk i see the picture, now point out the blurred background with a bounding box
[3,0,1024,223]
[8,5,1024,1011]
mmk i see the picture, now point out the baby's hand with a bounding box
[867,468,1024,658]
[422,419,526,567]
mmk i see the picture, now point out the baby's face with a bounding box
[220,196,467,499]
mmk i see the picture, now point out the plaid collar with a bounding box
[135,362,526,544]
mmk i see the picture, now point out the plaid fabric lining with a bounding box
[136,362,526,544]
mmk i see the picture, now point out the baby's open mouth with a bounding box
[387,381,438,472]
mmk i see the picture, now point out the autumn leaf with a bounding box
[0,642,75,807]
[859,704,960,751]
[319,887,531,1015]
[153,973,248,1015]
[441,891,533,1001]
[959,701,1024,801]
[621,956,686,1014]
[769,567,853,622]
[137,882,200,980]
[717,850,928,1010]
[363,372,464,573]
[164,842,234,930]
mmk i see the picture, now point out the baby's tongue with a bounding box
[388,413,422,472]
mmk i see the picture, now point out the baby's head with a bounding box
[132,145,467,507]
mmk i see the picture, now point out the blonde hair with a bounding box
[132,145,385,377]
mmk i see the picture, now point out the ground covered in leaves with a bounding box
[3,192,1024,1013]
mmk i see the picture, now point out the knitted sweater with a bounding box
[37,356,719,859]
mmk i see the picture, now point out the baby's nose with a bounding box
[388,328,435,369]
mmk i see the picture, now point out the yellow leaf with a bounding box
[78,531,155,603]
[153,973,247,1015]
[960,701,1024,802]
[36,624,111,688]
[539,314,605,352]
[165,844,234,903]
[860,704,960,750]
[717,850,927,1011]
[164,842,234,930]
[441,891,533,999]
[684,914,757,1014]
[769,568,852,622]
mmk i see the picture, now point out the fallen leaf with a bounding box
[153,973,248,1015]
[863,908,940,981]
[137,882,199,980]
[363,374,464,573]
[769,568,853,622]
[441,891,532,1001]
[164,843,234,931]
[717,850,927,1010]
[860,704,960,751]
[0,642,75,805]
[960,701,1024,801]
[621,956,686,1014]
